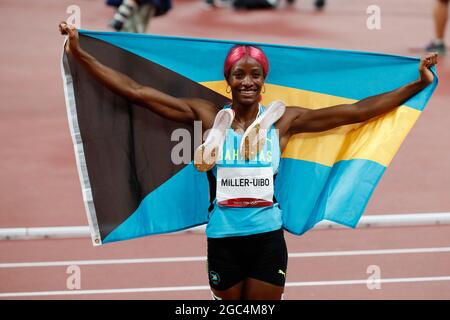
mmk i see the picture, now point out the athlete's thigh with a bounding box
[211,281,245,300]
[207,237,246,299]
[247,229,288,290]
[242,277,284,300]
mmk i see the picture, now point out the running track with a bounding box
[0,0,449,299]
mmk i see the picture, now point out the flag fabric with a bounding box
[61,30,437,246]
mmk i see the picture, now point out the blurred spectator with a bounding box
[107,0,172,33]
[202,0,230,10]
[425,0,448,55]
[232,0,280,9]
[314,0,326,11]
[224,0,326,10]
[203,0,214,9]
[286,0,326,10]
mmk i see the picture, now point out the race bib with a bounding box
[216,166,274,208]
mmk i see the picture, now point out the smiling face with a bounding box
[227,56,265,106]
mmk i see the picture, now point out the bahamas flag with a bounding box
[61,30,437,246]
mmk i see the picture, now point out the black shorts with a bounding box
[206,228,288,291]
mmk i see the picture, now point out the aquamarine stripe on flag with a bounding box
[81,30,436,111]
[276,158,386,235]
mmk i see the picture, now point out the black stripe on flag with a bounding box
[66,34,229,240]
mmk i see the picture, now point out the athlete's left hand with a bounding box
[418,52,438,85]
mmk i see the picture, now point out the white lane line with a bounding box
[0,285,210,298]
[1,276,450,298]
[1,246,450,269]
[288,247,450,258]
[0,256,206,268]
[286,276,450,287]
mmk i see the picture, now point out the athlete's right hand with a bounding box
[59,21,80,55]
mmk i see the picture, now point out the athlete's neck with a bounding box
[231,101,259,124]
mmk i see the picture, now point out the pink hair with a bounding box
[223,45,269,79]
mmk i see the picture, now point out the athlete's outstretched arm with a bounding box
[286,53,437,135]
[59,22,217,125]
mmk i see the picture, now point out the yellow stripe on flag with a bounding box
[200,81,421,167]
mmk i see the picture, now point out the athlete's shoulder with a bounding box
[275,106,299,128]
[275,106,309,139]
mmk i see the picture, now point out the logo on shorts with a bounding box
[209,271,220,285]
[278,269,286,278]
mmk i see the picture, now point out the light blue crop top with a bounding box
[205,105,283,238]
